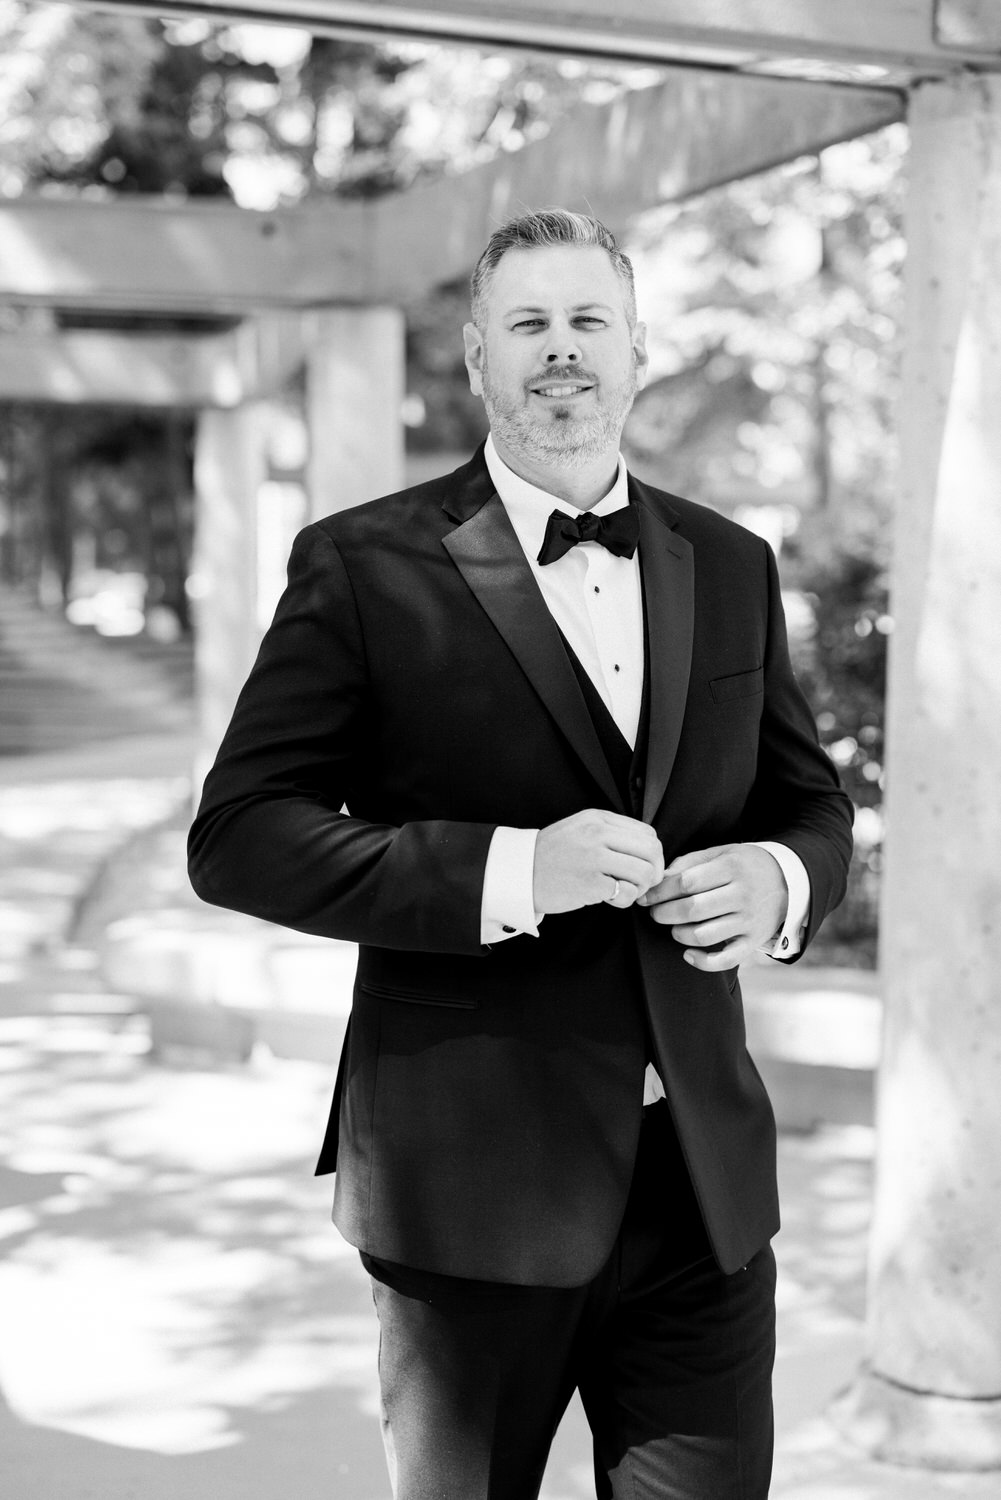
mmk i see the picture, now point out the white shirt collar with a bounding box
[483,432,630,562]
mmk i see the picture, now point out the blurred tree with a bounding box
[624,128,905,530]
[71,411,195,629]
[0,5,160,195]
[1,7,637,204]
[616,128,906,965]
[0,401,43,584]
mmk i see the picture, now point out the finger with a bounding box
[647,887,739,925]
[600,852,664,897]
[592,810,663,858]
[673,856,740,897]
[649,847,738,899]
[604,878,640,909]
[664,844,733,874]
[593,810,662,842]
[668,913,745,948]
[638,856,735,906]
[681,937,754,972]
[603,825,664,871]
[594,809,661,831]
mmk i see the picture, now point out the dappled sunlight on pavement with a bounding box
[0,1014,387,1497]
[0,778,188,993]
[0,771,391,1497]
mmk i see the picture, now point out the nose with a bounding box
[543,319,582,364]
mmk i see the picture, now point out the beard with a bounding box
[480,357,639,470]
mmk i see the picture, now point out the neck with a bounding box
[490,433,621,511]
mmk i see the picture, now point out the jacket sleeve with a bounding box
[187,523,495,955]
[739,538,855,957]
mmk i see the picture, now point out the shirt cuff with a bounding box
[480,826,541,944]
[751,841,811,960]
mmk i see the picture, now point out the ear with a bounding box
[463,322,485,397]
[632,321,650,392]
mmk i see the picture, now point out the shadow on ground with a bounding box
[0,1014,390,1500]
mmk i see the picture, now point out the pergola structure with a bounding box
[3,0,1001,1471]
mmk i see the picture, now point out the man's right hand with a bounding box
[533,810,665,914]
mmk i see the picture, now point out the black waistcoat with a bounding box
[555,585,651,817]
[555,609,696,1194]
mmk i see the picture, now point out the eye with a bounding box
[573,316,606,328]
[511,318,546,330]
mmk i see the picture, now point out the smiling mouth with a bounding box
[530,383,594,399]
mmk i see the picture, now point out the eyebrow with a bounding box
[503,302,616,317]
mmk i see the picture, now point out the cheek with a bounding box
[493,348,526,383]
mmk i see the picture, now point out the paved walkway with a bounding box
[0,593,996,1498]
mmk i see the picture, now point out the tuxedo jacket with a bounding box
[188,447,853,1286]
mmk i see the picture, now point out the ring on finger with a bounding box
[607,876,620,902]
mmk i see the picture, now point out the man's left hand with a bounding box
[637,844,788,971]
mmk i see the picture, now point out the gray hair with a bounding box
[470,209,637,329]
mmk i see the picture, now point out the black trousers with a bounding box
[362,1102,776,1500]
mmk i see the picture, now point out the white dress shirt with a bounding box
[476,436,810,1096]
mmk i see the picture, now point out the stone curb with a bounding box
[98,909,354,1064]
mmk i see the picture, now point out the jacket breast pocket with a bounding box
[359,981,479,1010]
[709,667,764,705]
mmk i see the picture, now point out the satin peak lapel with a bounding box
[441,490,625,812]
[633,484,694,825]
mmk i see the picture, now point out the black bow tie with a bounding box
[537,505,640,567]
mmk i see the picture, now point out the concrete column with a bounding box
[834,76,1001,1469]
[304,306,405,519]
[190,404,269,790]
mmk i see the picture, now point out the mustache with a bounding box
[525,367,598,389]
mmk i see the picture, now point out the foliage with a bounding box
[404,279,487,454]
[0,399,194,629]
[0,8,637,204]
[1,4,159,194]
[614,130,907,966]
[784,517,888,965]
[623,128,906,523]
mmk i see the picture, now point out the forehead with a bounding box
[485,244,627,317]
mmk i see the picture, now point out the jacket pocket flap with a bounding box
[710,667,764,705]
[359,981,478,1009]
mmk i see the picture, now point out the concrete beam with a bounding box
[371,71,903,301]
[0,73,902,315]
[0,317,305,405]
[82,0,996,75]
[0,196,379,315]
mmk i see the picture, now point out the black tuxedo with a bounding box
[188,447,853,1290]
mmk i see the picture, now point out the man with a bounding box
[189,210,853,1498]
